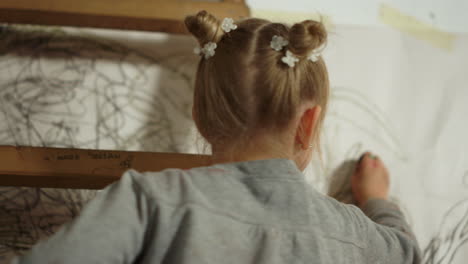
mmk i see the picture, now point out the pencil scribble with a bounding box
[423,198,468,264]
[0,24,199,261]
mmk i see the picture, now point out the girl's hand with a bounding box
[351,152,390,208]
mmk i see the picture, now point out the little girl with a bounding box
[12,11,421,263]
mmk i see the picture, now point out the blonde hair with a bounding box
[185,11,329,161]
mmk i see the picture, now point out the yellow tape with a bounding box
[379,3,455,51]
[251,9,333,29]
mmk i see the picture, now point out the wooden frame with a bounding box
[0,0,250,34]
[0,146,212,189]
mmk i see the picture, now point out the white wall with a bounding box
[247,0,468,33]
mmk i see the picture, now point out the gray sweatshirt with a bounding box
[12,158,422,263]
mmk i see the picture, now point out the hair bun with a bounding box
[288,20,327,58]
[184,10,224,46]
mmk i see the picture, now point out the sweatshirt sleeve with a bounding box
[359,198,422,264]
[11,169,153,264]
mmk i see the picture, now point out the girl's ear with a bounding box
[296,105,321,150]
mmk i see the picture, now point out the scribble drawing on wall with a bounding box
[423,198,468,264]
[307,85,407,195]
[0,25,197,152]
[0,25,200,261]
[329,87,407,160]
[0,188,96,256]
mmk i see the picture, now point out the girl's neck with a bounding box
[211,150,285,165]
[210,139,292,165]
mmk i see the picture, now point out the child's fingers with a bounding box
[370,154,387,169]
[353,153,370,186]
[358,153,367,164]
[370,154,379,167]
[356,152,371,171]
[361,152,380,168]
[361,152,376,168]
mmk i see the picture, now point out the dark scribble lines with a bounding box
[0,25,196,150]
[422,198,468,264]
[0,24,198,261]
[329,87,408,161]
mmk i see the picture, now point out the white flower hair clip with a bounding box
[194,42,217,59]
[221,17,237,33]
[308,43,325,62]
[281,50,299,68]
[192,17,237,59]
[270,35,288,51]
